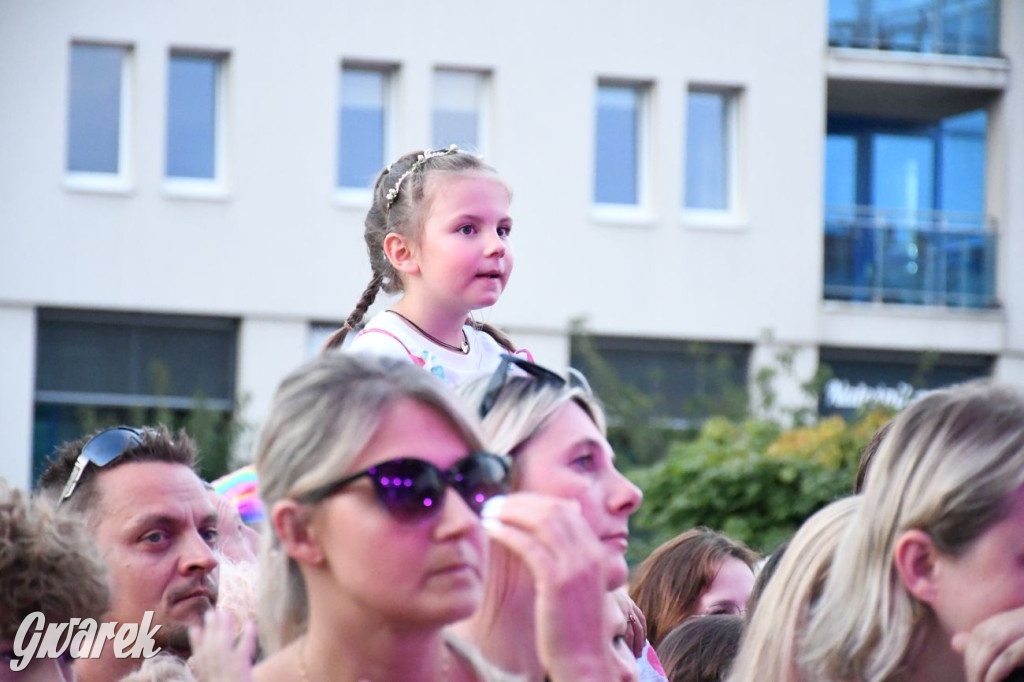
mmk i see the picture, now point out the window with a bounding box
[594,82,647,207]
[822,111,994,307]
[66,43,131,187]
[166,51,225,187]
[33,310,239,483]
[570,335,751,427]
[684,88,738,214]
[432,69,487,153]
[338,65,392,191]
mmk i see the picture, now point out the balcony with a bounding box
[824,206,997,308]
[829,0,1001,57]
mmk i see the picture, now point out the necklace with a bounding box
[387,310,470,354]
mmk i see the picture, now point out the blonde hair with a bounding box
[459,372,607,464]
[457,369,608,622]
[727,496,860,682]
[255,353,486,653]
[799,380,1024,682]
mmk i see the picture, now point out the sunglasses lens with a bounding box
[368,459,446,522]
[451,454,510,514]
[82,427,142,466]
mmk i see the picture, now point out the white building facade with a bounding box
[2,0,1022,487]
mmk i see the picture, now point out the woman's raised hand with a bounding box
[482,491,614,681]
[952,605,1024,682]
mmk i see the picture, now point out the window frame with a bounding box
[335,61,397,205]
[592,78,653,223]
[162,49,229,199]
[64,41,134,195]
[682,84,743,228]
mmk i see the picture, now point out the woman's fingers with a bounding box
[953,606,1024,682]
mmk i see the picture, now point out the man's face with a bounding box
[91,462,219,655]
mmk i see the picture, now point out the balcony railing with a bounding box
[829,0,1001,57]
[824,206,997,308]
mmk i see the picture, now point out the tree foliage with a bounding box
[626,411,891,563]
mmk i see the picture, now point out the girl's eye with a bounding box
[497,225,512,237]
[457,224,476,235]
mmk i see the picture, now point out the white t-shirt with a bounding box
[346,310,529,387]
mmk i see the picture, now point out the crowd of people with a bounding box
[4,146,1024,682]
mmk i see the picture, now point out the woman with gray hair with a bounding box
[798,380,1024,682]
[252,353,515,682]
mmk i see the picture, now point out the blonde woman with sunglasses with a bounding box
[454,355,647,681]
[253,353,517,682]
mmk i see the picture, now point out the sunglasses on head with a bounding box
[295,452,511,523]
[479,354,587,418]
[59,426,144,504]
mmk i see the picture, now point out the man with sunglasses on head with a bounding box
[36,425,220,682]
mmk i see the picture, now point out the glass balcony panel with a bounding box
[828,0,1000,57]
[823,207,996,308]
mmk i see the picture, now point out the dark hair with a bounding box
[36,425,198,519]
[744,537,790,623]
[321,147,515,353]
[0,480,111,638]
[630,527,758,648]
[854,419,892,493]
[657,615,744,682]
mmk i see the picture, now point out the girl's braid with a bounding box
[320,272,384,353]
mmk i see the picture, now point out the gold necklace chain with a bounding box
[387,310,470,354]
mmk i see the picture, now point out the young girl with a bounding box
[252,354,517,682]
[322,145,529,386]
[630,527,759,649]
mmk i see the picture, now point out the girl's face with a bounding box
[928,483,1024,636]
[515,401,643,589]
[309,398,487,628]
[696,557,755,618]
[411,172,513,317]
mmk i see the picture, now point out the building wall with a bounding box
[0,0,1019,486]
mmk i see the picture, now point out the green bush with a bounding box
[625,413,886,563]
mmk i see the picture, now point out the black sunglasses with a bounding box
[59,426,144,504]
[295,452,511,522]
[479,354,580,418]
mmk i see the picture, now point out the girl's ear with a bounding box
[383,232,420,276]
[271,499,324,566]
[893,528,939,604]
